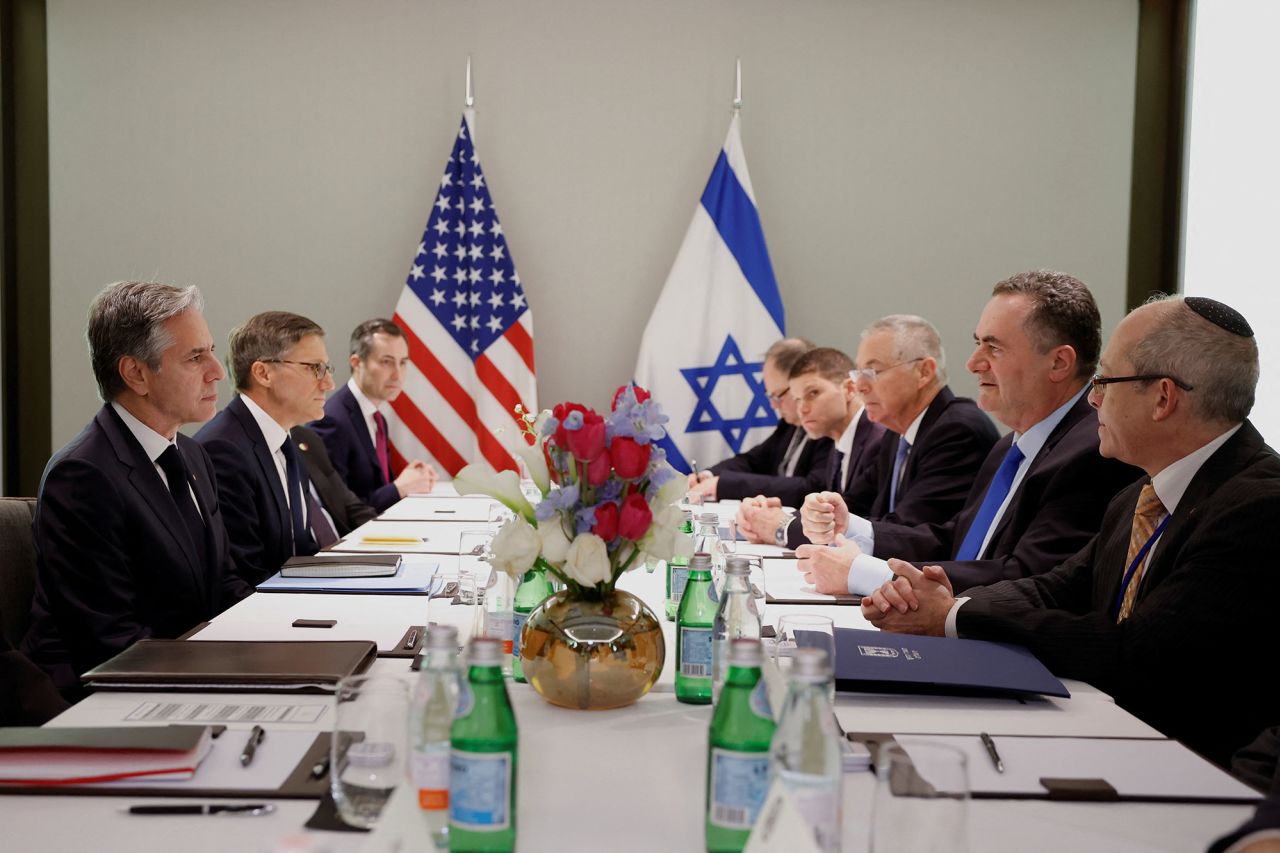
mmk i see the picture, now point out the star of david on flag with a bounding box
[387,109,537,477]
[634,113,784,474]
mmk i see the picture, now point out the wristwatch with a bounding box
[773,517,790,547]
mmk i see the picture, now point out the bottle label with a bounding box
[680,626,712,677]
[411,742,450,811]
[488,610,514,654]
[750,679,773,722]
[449,749,512,831]
[512,610,530,658]
[709,747,771,830]
[669,566,690,602]
[778,770,841,849]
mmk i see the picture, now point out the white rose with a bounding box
[562,533,612,588]
[640,503,691,563]
[489,516,541,579]
[536,520,572,566]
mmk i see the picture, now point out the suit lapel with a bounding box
[342,388,382,477]
[228,397,292,551]
[901,386,954,490]
[98,406,206,587]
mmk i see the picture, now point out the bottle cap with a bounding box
[689,552,713,570]
[426,624,458,651]
[699,512,719,524]
[724,556,751,575]
[728,638,763,667]
[468,636,503,666]
[792,647,831,681]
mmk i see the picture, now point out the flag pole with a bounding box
[733,57,742,113]
[465,55,474,107]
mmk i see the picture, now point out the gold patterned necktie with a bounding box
[1117,483,1166,622]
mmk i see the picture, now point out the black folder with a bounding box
[80,639,377,693]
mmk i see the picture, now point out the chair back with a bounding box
[0,498,38,649]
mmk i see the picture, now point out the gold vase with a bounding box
[520,588,665,710]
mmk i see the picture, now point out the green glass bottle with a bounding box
[675,552,717,705]
[512,564,553,684]
[706,638,775,852]
[449,637,518,852]
[665,510,695,621]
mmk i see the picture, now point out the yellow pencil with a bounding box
[359,536,427,544]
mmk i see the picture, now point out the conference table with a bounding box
[1,489,1257,852]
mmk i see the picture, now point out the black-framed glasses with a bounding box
[1090,373,1194,393]
[850,358,923,384]
[263,359,334,381]
[765,385,790,403]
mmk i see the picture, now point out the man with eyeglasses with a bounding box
[686,337,834,506]
[196,311,343,585]
[23,282,250,693]
[799,272,1138,596]
[863,295,1280,771]
[311,319,438,512]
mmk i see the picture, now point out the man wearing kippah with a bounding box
[862,295,1280,771]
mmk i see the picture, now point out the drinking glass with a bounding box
[773,614,836,696]
[457,530,493,606]
[870,741,969,853]
[331,675,410,829]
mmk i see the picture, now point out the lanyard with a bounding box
[1110,514,1172,618]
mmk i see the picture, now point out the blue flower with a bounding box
[574,505,597,535]
[562,410,584,431]
[646,465,676,498]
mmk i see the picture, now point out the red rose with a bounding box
[565,409,606,461]
[618,493,653,541]
[610,436,651,479]
[593,500,619,542]
[611,384,652,410]
[586,448,611,486]
[552,402,588,448]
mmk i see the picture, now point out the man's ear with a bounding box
[1047,345,1077,383]
[118,355,149,396]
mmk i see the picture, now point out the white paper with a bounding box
[764,560,841,602]
[378,495,499,522]
[732,542,795,559]
[896,735,1261,800]
[125,700,326,725]
[330,520,497,554]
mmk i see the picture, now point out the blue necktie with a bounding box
[828,449,846,492]
[888,438,911,511]
[280,437,318,555]
[955,442,1026,561]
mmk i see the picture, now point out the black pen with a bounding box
[239,725,265,767]
[404,628,418,649]
[128,804,276,816]
[980,731,1004,773]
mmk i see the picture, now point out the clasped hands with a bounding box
[860,558,956,636]
[395,459,439,496]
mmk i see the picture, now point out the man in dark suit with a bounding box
[23,281,249,691]
[196,312,344,586]
[732,347,886,547]
[863,296,1279,769]
[686,337,833,506]
[291,425,377,535]
[800,272,1137,595]
[310,319,437,512]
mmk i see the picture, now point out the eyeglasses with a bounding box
[765,385,790,403]
[1090,373,1194,393]
[263,359,334,382]
[850,358,923,384]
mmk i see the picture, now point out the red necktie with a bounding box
[373,411,391,483]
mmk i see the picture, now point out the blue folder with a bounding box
[833,628,1069,699]
[256,561,442,595]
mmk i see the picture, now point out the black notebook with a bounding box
[280,553,401,578]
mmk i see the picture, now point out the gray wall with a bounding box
[46,0,1137,447]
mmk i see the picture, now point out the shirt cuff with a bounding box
[847,554,893,596]
[845,514,875,552]
[944,597,970,639]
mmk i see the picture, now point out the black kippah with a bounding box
[1185,296,1253,337]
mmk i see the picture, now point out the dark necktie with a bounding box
[955,443,1026,561]
[373,411,392,483]
[306,485,339,548]
[777,430,805,476]
[280,437,318,555]
[828,448,846,492]
[156,445,206,557]
[888,439,911,511]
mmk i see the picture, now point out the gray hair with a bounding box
[763,337,815,375]
[87,281,203,402]
[1129,295,1258,425]
[861,314,948,383]
[228,311,324,391]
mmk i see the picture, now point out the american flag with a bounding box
[388,110,537,476]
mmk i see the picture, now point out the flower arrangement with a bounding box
[453,384,693,597]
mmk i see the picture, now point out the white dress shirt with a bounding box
[348,377,385,451]
[111,401,201,518]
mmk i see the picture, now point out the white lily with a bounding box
[453,462,536,522]
[512,438,550,496]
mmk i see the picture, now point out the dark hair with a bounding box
[228,311,324,391]
[87,281,203,401]
[992,270,1101,379]
[789,347,854,383]
[349,318,404,361]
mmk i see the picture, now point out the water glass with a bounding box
[331,675,410,829]
[458,530,493,606]
[870,741,969,853]
[773,614,836,695]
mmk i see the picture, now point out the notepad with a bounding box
[258,559,440,594]
[280,553,401,578]
[0,725,214,786]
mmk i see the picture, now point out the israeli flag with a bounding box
[634,113,784,475]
